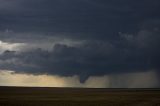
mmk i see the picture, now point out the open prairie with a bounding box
[0,87,160,106]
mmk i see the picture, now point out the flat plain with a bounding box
[0,87,160,106]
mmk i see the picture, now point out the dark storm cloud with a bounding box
[0,27,160,82]
[1,0,160,39]
[0,0,160,83]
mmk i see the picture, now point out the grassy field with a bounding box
[0,87,160,106]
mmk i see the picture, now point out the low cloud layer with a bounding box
[0,28,159,83]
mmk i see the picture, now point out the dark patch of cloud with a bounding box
[1,0,160,40]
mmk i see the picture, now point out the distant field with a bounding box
[0,87,160,106]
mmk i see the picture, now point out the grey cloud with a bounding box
[0,27,160,83]
[1,0,160,37]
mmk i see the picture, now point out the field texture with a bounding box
[0,87,160,106]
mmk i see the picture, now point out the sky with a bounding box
[0,0,160,88]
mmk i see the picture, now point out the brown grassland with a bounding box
[0,87,160,106]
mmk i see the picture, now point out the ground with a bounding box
[0,87,160,106]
